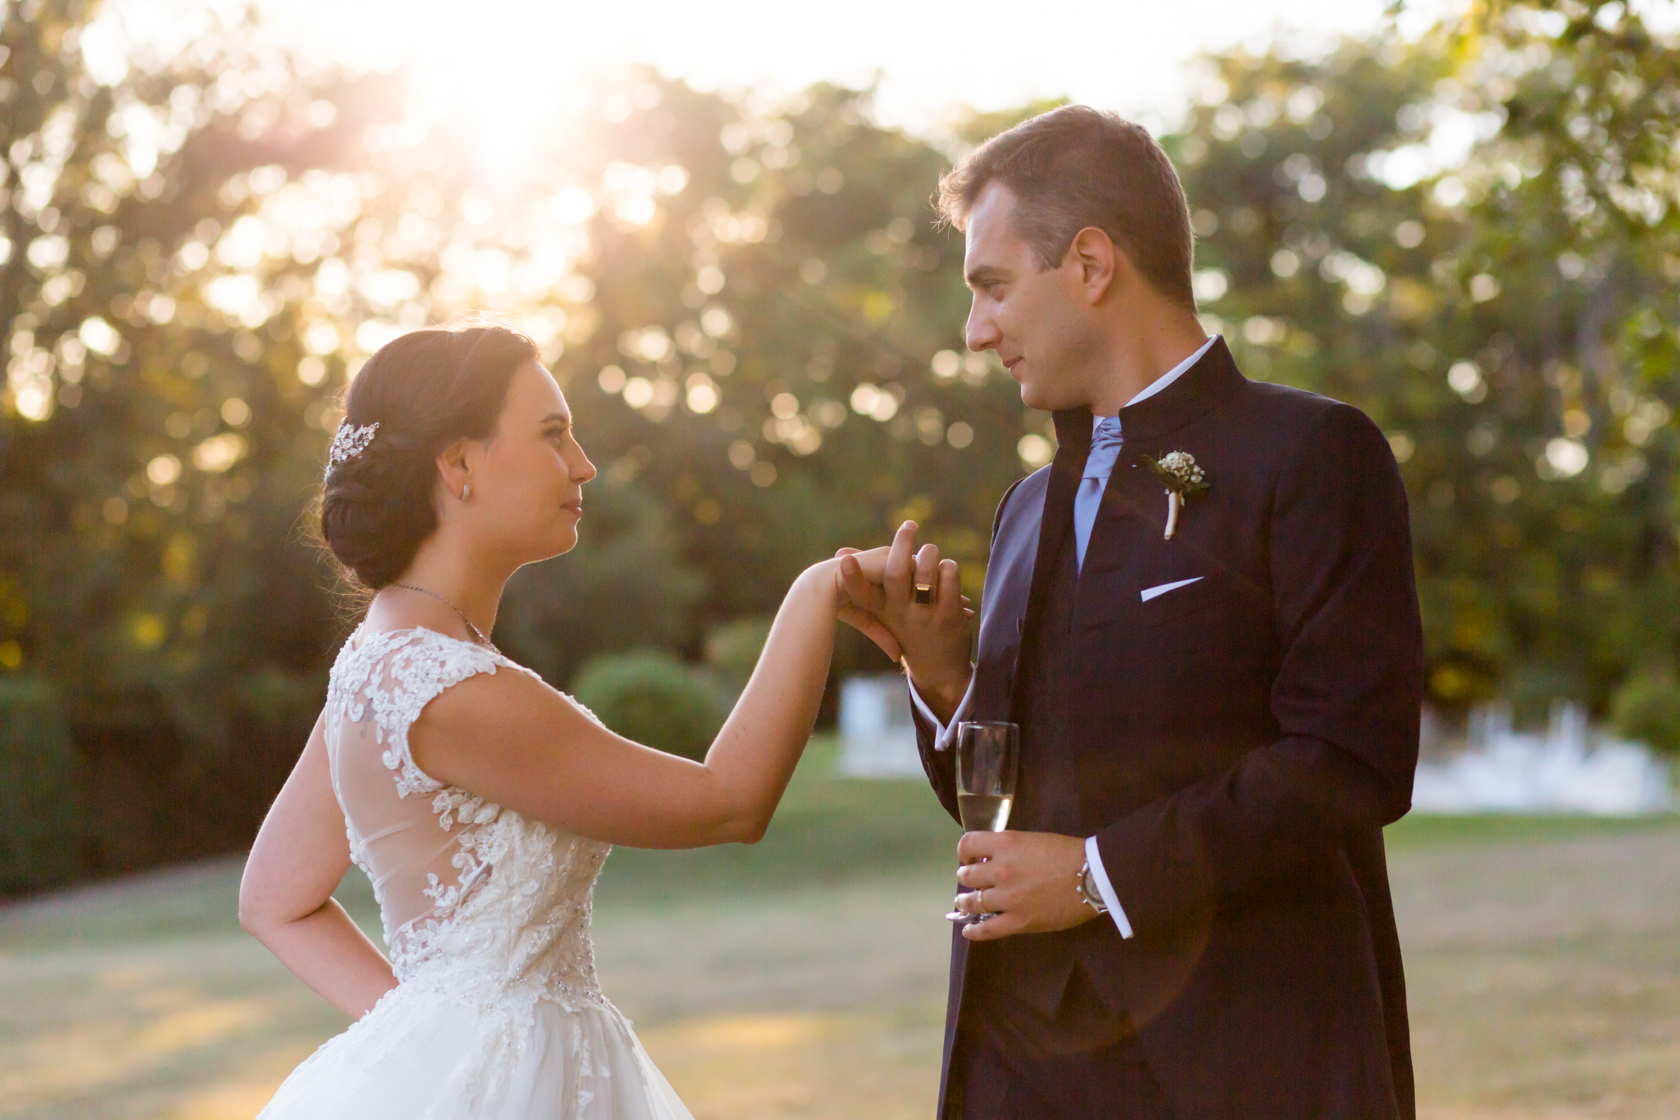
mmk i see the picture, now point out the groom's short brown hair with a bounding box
[936,105,1196,310]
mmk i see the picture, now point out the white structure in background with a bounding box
[837,674,925,777]
[1412,700,1673,815]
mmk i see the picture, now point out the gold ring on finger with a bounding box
[977,887,986,911]
[914,582,933,605]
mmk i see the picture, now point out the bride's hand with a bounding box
[831,531,974,666]
[829,546,902,661]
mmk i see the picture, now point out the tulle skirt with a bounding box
[257,978,693,1120]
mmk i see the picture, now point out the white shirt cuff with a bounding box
[906,672,976,751]
[1084,834,1134,939]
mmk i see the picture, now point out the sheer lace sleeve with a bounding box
[320,625,615,1023]
[357,630,503,799]
[325,628,520,959]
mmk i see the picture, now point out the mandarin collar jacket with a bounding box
[915,337,1422,1120]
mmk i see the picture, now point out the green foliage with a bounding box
[570,650,725,761]
[546,77,1033,632]
[0,675,81,894]
[1382,808,1677,849]
[233,665,324,752]
[1611,667,1680,756]
[702,614,773,697]
[1170,2,1680,714]
[4,0,1679,887]
[0,1,391,763]
[497,480,708,688]
[0,2,404,873]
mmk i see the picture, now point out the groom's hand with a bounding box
[953,830,1095,941]
[837,521,974,721]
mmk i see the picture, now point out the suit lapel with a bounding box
[970,408,1089,723]
[1024,407,1090,630]
[970,471,1043,722]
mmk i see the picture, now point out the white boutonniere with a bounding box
[1143,451,1211,540]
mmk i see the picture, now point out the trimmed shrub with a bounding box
[1612,667,1680,757]
[570,650,725,762]
[0,675,82,895]
[703,615,773,699]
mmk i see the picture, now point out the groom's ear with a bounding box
[1068,226,1121,306]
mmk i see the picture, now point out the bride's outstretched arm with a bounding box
[409,552,889,850]
[240,712,397,1018]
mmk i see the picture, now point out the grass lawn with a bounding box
[2,735,1677,1119]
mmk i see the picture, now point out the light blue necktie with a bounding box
[1074,416,1124,574]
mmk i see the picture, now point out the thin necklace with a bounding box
[390,582,500,654]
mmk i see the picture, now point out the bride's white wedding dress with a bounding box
[258,626,693,1120]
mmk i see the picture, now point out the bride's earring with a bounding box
[461,483,471,501]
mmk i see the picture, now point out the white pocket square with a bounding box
[1140,577,1203,603]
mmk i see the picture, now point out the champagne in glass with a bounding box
[948,721,1019,923]
[957,792,1013,832]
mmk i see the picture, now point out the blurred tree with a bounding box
[7,0,1679,890]
[0,0,396,880]
[302,74,1053,681]
[497,478,707,688]
[537,78,1038,649]
[0,675,80,892]
[1459,0,1680,716]
[1611,664,1680,756]
[1167,1,1679,718]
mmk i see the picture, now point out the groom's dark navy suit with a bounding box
[913,338,1421,1119]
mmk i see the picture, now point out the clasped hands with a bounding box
[832,521,1097,942]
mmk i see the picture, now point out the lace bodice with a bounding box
[324,626,611,1010]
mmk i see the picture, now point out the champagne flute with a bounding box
[946,720,1018,924]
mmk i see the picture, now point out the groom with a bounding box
[840,106,1421,1119]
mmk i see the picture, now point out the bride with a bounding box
[238,318,910,1118]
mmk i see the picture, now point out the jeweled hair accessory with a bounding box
[325,420,379,477]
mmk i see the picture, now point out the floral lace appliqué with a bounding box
[324,627,613,1013]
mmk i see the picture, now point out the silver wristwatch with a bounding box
[1076,858,1109,915]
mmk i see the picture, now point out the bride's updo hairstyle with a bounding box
[319,319,539,590]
